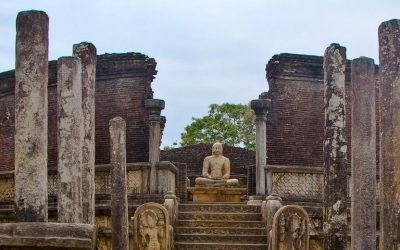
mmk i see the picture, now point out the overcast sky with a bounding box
[1,1,399,147]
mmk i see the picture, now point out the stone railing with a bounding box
[0,161,178,204]
[266,165,356,202]
[266,165,324,202]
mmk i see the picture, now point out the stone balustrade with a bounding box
[0,160,178,204]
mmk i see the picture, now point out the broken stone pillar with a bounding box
[145,99,165,193]
[378,19,400,250]
[322,43,348,249]
[110,117,129,250]
[351,57,376,250]
[57,56,83,223]
[250,99,271,196]
[73,42,97,225]
[14,10,49,222]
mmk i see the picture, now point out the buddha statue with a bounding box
[195,142,239,187]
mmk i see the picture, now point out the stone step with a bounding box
[179,203,260,213]
[175,242,268,250]
[178,212,261,221]
[176,220,265,228]
[176,226,267,235]
[176,234,268,244]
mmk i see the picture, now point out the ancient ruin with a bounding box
[0,7,398,250]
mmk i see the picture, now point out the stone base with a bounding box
[187,187,247,202]
[0,222,96,249]
[247,195,265,205]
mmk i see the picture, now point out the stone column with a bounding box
[73,42,97,225]
[379,19,400,250]
[145,99,165,193]
[14,10,49,222]
[57,56,83,223]
[250,99,271,196]
[110,117,128,250]
[351,57,376,250]
[322,43,348,250]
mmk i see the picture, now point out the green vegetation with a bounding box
[178,103,256,150]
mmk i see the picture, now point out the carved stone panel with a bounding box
[132,202,171,250]
[128,170,142,194]
[269,205,310,250]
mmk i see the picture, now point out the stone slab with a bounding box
[187,187,247,202]
[0,222,95,249]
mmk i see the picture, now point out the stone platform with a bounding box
[0,222,96,249]
[187,187,247,202]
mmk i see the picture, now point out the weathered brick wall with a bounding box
[160,144,255,187]
[265,53,379,169]
[0,52,157,171]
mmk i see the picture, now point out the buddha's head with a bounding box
[212,142,223,156]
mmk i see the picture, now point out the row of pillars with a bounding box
[323,19,400,249]
[14,10,97,224]
[13,10,163,249]
[252,19,400,250]
[12,10,136,249]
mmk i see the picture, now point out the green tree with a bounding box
[180,103,256,150]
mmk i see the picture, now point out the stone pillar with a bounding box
[145,99,165,193]
[73,42,97,225]
[14,10,49,222]
[351,57,376,250]
[57,56,83,223]
[379,19,400,250]
[250,99,271,196]
[322,43,348,250]
[110,117,129,250]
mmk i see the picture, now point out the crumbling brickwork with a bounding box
[265,53,380,171]
[266,54,353,168]
[0,52,157,172]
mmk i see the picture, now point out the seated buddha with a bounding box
[195,142,239,187]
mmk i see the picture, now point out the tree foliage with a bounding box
[180,103,255,150]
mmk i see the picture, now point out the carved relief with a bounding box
[272,172,323,200]
[48,173,58,196]
[128,170,142,194]
[269,205,310,250]
[97,236,112,250]
[0,175,14,202]
[132,202,171,250]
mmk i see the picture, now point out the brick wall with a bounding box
[0,52,157,171]
[265,53,379,169]
[161,144,255,187]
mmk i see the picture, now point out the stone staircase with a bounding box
[175,202,268,250]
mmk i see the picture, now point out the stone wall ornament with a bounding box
[163,191,178,228]
[262,193,283,243]
[133,202,171,250]
[269,205,310,250]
